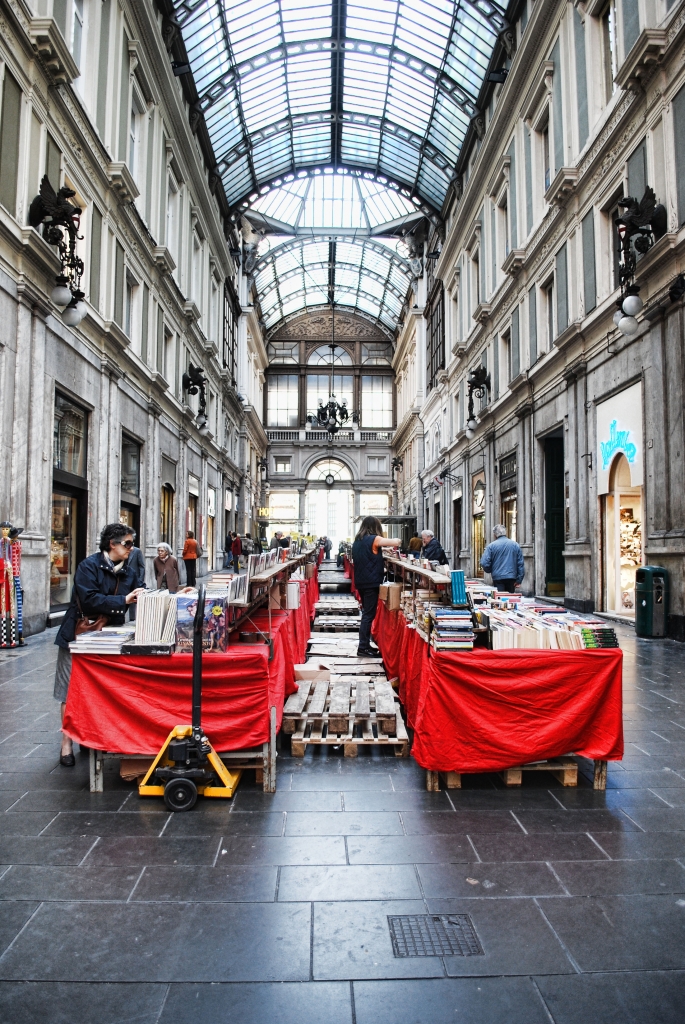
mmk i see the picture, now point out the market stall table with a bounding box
[64,575,318,793]
[372,602,623,790]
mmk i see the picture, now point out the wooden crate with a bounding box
[283,675,399,735]
[290,708,409,758]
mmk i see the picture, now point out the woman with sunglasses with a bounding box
[53,523,145,766]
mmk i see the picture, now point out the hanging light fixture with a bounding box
[464,366,491,439]
[305,300,359,435]
[29,176,86,326]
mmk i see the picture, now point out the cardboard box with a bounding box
[379,583,389,601]
[306,561,316,579]
[386,583,403,611]
[294,664,331,682]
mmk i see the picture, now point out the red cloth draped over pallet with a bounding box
[343,555,360,600]
[63,605,304,755]
[372,602,623,772]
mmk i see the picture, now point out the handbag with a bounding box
[74,579,119,636]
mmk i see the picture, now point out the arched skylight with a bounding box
[308,345,353,365]
[174,0,506,213]
[245,171,423,234]
[254,236,413,335]
[308,458,353,481]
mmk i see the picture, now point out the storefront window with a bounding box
[472,470,486,577]
[50,493,77,606]
[121,437,140,495]
[160,484,174,544]
[603,454,643,616]
[53,393,87,477]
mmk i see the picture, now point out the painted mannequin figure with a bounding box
[0,522,23,647]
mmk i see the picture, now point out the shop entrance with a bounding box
[305,459,354,546]
[453,497,462,564]
[544,435,565,597]
[603,453,643,616]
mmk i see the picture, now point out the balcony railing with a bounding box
[266,428,394,442]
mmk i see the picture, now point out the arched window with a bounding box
[308,345,352,365]
[307,458,352,481]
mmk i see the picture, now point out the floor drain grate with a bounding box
[388,914,484,957]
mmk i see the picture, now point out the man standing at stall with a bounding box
[421,529,448,564]
[53,523,145,765]
[352,516,401,658]
[480,524,524,592]
[231,531,242,573]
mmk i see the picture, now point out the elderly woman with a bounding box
[154,543,180,593]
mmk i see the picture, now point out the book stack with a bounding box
[133,591,178,645]
[430,608,475,650]
[69,626,135,655]
[579,626,619,648]
[451,570,467,604]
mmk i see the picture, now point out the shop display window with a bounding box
[50,493,77,607]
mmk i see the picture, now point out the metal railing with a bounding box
[266,430,299,440]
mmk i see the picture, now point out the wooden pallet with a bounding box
[283,675,399,734]
[315,603,360,615]
[290,708,409,757]
[313,618,362,632]
[425,758,579,791]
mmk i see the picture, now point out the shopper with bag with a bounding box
[53,523,144,766]
[154,543,180,593]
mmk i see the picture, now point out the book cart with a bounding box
[371,555,623,792]
[72,552,317,795]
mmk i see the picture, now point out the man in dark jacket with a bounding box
[421,529,448,565]
[54,523,145,766]
[480,524,524,591]
[126,542,146,621]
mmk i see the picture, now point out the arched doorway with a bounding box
[305,458,353,546]
[603,453,643,616]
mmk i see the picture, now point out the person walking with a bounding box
[154,543,180,593]
[231,531,242,573]
[323,536,332,559]
[421,529,448,564]
[126,540,146,620]
[351,516,401,657]
[53,523,145,765]
[480,524,524,592]
[182,531,200,587]
[242,532,254,557]
[223,531,233,568]
[408,531,422,552]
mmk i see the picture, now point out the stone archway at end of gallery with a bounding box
[602,452,643,617]
[304,456,355,548]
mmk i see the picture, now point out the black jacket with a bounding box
[352,535,384,590]
[423,537,448,564]
[128,546,146,587]
[55,552,137,649]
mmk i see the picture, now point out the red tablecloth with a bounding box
[63,587,315,755]
[343,555,360,600]
[372,602,624,772]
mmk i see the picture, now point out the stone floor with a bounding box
[0,622,685,1022]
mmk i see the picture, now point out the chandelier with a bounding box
[305,303,359,435]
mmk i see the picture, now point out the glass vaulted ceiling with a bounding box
[174,0,505,333]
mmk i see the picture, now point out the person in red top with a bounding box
[231,531,242,573]
[182,531,200,587]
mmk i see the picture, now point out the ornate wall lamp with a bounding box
[613,187,666,336]
[29,176,86,326]
[182,363,208,434]
[465,366,491,439]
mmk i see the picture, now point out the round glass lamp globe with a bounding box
[622,294,643,316]
[618,315,639,336]
[613,310,623,327]
[62,305,82,326]
[51,283,72,306]
[465,428,474,440]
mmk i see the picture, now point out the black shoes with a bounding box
[59,751,75,767]
[357,647,380,657]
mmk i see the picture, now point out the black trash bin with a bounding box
[635,566,669,638]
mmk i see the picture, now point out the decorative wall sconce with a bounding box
[182,363,208,433]
[29,176,86,326]
[465,366,491,439]
[613,187,666,336]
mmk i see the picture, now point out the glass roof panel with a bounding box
[175,0,505,212]
[253,236,413,334]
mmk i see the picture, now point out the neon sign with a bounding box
[600,420,637,470]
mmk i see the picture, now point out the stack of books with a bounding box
[430,608,475,651]
[134,591,178,644]
[579,626,619,648]
[69,626,135,655]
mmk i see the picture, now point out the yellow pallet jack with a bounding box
[139,584,241,810]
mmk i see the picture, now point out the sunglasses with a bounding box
[117,539,134,549]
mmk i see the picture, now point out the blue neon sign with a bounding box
[600,420,637,470]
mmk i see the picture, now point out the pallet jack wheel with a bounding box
[164,777,198,811]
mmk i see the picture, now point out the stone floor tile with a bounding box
[535,971,685,1024]
[285,812,402,836]
[347,835,473,864]
[0,981,167,1024]
[131,864,278,902]
[549,858,685,895]
[0,902,311,982]
[278,864,421,901]
[417,861,564,898]
[159,981,353,1024]
[353,978,551,1024]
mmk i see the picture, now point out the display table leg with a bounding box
[90,749,104,793]
[265,705,277,792]
[426,771,440,791]
[593,759,607,790]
